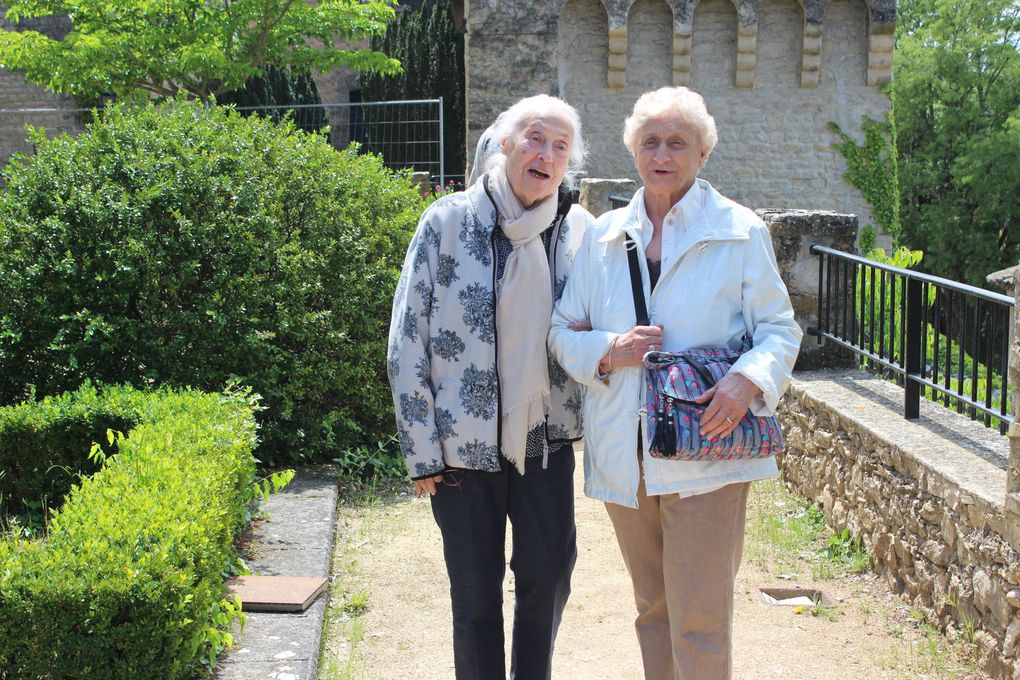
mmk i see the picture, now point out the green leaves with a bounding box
[0,384,257,677]
[0,0,401,102]
[893,0,1020,285]
[828,116,901,246]
[0,100,424,467]
[361,0,466,178]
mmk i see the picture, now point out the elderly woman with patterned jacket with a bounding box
[387,94,594,680]
[549,87,802,679]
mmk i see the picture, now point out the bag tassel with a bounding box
[652,398,677,457]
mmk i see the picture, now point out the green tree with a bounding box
[0,0,401,103]
[828,114,901,252]
[361,0,466,181]
[218,65,327,131]
[893,0,1020,285]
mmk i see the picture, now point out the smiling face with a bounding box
[633,114,708,206]
[501,114,574,209]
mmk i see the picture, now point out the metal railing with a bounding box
[0,98,449,186]
[609,194,630,210]
[809,245,1014,434]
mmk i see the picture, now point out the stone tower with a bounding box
[464,0,896,231]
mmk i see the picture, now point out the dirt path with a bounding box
[321,449,982,679]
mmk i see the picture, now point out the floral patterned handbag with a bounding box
[622,232,782,461]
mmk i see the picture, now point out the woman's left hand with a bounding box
[694,372,762,439]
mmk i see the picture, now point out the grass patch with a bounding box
[318,476,412,680]
[746,478,872,580]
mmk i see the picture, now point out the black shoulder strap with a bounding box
[624,233,650,326]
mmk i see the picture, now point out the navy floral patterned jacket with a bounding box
[386,179,593,479]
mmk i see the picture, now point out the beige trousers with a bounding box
[605,469,750,680]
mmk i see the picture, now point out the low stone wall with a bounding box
[779,371,1019,678]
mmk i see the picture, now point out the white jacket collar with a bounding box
[598,178,754,244]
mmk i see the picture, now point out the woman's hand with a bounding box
[694,372,762,438]
[601,324,663,371]
[414,474,444,497]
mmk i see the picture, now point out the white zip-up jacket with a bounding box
[549,180,803,508]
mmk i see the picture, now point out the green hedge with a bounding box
[0,384,257,679]
[0,384,138,517]
[0,99,423,467]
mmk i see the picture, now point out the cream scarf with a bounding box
[487,167,557,474]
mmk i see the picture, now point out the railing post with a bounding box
[904,275,922,419]
[437,97,445,188]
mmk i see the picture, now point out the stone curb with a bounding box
[214,465,339,680]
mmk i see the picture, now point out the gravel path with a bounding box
[319,449,983,680]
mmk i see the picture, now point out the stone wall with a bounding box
[466,0,895,240]
[758,208,857,370]
[778,372,1019,678]
[0,14,83,167]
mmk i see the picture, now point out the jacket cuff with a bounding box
[409,462,446,481]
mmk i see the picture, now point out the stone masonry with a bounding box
[779,372,1019,678]
[0,14,84,167]
[466,0,895,237]
[758,208,857,370]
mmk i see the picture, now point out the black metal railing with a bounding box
[609,194,630,210]
[809,245,1014,434]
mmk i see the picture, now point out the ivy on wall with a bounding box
[828,115,901,252]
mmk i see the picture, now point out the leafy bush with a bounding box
[0,100,424,466]
[0,383,138,520]
[0,384,258,679]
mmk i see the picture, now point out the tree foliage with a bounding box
[893,0,1020,285]
[0,0,401,102]
[360,0,466,180]
[828,115,901,252]
[0,100,424,467]
[217,65,327,130]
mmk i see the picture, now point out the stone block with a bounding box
[578,178,636,218]
[942,513,958,550]
[756,210,858,371]
[1005,619,1020,658]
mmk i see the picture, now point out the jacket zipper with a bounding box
[490,227,503,464]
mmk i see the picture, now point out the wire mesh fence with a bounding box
[233,98,448,186]
[0,99,452,186]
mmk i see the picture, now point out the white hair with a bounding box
[483,94,587,176]
[623,87,718,161]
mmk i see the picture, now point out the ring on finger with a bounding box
[725,415,734,424]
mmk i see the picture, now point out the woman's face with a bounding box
[501,114,573,209]
[633,114,707,204]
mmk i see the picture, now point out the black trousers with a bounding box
[430,444,577,680]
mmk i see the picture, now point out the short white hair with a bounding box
[484,95,587,175]
[623,87,718,160]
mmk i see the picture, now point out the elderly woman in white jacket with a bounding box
[549,87,802,679]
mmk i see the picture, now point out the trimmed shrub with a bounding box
[0,99,423,466]
[0,384,257,679]
[0,383,138,518]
